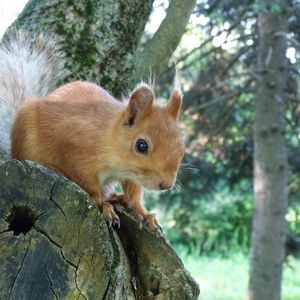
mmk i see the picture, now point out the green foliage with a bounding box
[180,253,300,300]
[287,174,300,235]
[146,179,253,255]
[155,0,300,255]
[252,2,283,14]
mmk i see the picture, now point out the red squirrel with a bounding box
[1,33,184,230]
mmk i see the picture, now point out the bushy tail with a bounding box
[0,31,62,157]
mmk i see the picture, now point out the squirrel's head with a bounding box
[113,82,184,191]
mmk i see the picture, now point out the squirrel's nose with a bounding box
[159,182,172,190]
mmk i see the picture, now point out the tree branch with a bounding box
[132,0,197,82]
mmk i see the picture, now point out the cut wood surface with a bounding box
[0,160,199,300]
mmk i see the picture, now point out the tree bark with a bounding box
[0,160,199,299]
[12,0,196,96]
[12,0,154,96]
[132,0,196,83]
[249,1,288,299]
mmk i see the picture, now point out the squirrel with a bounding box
[0,32,184,231]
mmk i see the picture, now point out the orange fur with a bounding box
[11,80,184,229]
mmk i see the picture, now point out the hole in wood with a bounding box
[6,205,38,236]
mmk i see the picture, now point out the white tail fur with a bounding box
[0,31,62,157]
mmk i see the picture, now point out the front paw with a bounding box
[102,202,120,228]
[135,211,162,232]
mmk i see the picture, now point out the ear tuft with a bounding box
[167,69,182,119]
[126,83,154,124]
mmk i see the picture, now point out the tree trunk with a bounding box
[12,0,154,96]
[249,1,288,299]
[12,0,196,96]
[0,160,199,299]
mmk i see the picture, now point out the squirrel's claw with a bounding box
[107,218,112,228]
[137,219,148,230]
[102,201,121,229]
[106,215,120,229]
[155,224,163,235]
[112,217,121,229]
[135,211,162,232]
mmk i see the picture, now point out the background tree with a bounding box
[153,0,300,258]
[249,0,288,299]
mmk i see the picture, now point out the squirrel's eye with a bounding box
[135,139,148,155]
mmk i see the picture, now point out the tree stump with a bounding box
[0,160,199,299]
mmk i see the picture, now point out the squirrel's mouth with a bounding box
[126,171,175,192]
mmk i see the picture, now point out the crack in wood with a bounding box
[45,265,59,300]
[34,226,62,249]
[49,179,68,224]
[60,250,78,269]
[8,238,31,300]
[75,255,88,300]
[0,229,9,235]
[102,277,112,300]
[34,225,78,269]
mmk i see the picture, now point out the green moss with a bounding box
[11,0,154,96]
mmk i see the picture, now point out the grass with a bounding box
[180,253,300,300]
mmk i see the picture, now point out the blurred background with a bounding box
[1,0,300,299]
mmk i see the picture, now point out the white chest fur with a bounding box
[97,171,120,199]
[97,170,117,187]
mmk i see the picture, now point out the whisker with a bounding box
[173,178,183,192]
[176,178,183,187]
[174,184,182,192]
[180,162,198,168]
[179,163,199,171]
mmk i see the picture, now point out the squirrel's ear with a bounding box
[167,69,182,119]
[125,83,154,126]
[167,89,182,119]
